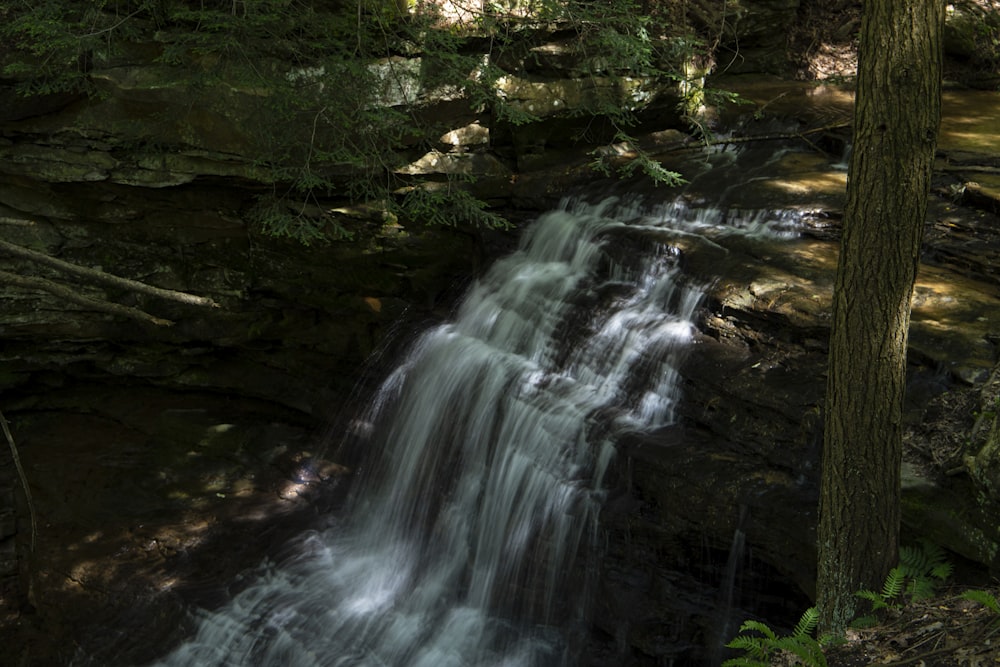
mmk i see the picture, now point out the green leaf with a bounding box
[725,636,768,654]
[881,566,905,600]
[930,561,954,581]
[774,635,828,667]
[962,589,1000,615]
[850,614,878,629]
[856,589,889,611]
[792,607,820,638]
[736,619,779,642]
[721,658,771,667]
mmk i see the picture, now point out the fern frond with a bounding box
[721,657,771,667]
[962,589,1000,615]
[724,636,769,658]
[774,635,828,667]
[919,541,947,570]
[725,619,779,663]
[907,577,936,601]
[898,544,927,577]
[930,561,953,581]
[850,614,878,629]
[881,567,905,600]
[818,632,847,647]
[856,589,889,611]
[792,607,820,638]
[900,540,949,580]
[736,619,779,641]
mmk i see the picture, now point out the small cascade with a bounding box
[707,505,750,667]
[832,142,853,171]
[150,194,807,667]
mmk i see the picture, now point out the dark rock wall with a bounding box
[3,0,1000,663]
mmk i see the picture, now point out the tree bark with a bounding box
[817,0,944,633]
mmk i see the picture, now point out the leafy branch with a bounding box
[1,1,722,241]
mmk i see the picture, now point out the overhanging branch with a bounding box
[0,238,220,309]
[1,409,35,555]
[655,122,851,154]
[0,269,175,327]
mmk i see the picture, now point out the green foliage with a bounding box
[962,589,1000,618]
[0,0,158,95]
[396,184,511,230]
[898,541,954,595]
[950,0,1000,70]
[589,131,685,187]
[723,607,828,667]
[853,541,953,627]
[1,0,718,243]
[726,543,960,665]
[246,194,354,245]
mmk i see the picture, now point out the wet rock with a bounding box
[3,45,1000,665]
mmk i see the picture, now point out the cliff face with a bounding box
[0,6,688,623]
[0,2,707,423]
[3,1,1000,664]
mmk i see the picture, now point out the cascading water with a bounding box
[150,196,705,667]
[151,192,803,667]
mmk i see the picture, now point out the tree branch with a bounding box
[0,270,175,327]
[655,123,851,153]
[0,239,220,309]
[0,410,35,554]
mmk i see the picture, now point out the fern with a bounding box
[850,613,879,629]
[773,635,827,667]
[962,589,1000,616]
[961,589,1000,633]
[738,619,779,643]
[724,609,827,667]
[721,657,771,667]
[791,606,820,638]
[856,588,893,612]
[856,542,953,618]
[900,540,953,599]
[724,621,776,666]
[882,566,906,600]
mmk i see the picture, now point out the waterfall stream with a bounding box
[152,195,798,667]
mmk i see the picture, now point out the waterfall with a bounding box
[151,196,713,667]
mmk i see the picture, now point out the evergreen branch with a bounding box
[76,6,146,39]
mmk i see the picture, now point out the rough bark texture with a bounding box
[817,0,944,632]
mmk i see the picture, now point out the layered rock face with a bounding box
[3,1,1000,665]
[0,7,688,633]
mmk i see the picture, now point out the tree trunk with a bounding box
[816,0,944,633]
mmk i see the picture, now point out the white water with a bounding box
[152,196,799,667]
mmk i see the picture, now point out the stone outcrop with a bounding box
[3,2,1000,664]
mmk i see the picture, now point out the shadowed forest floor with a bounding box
[821,588,1000,666]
